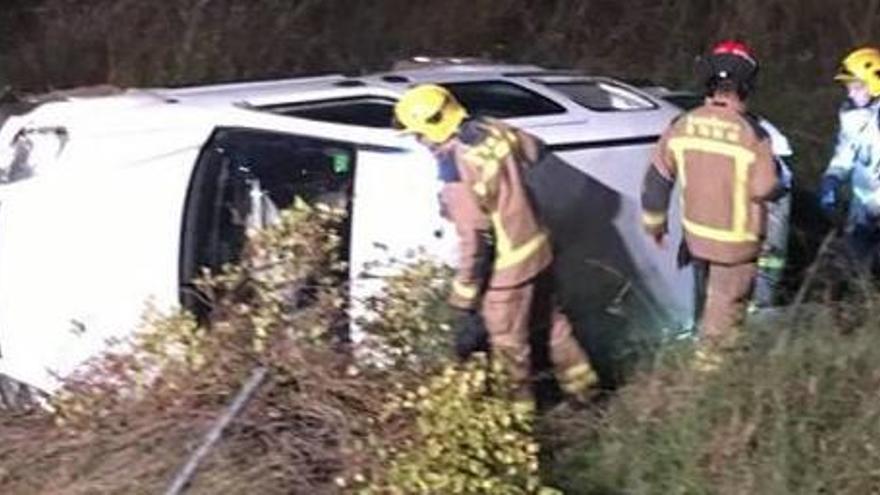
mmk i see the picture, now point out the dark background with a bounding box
[3,0,873,183]
[0,0,870,295]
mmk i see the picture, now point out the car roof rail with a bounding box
[503,69,585,78]
[332,79,367,87]
[17,84,126,104]
[156,73,347,96]
[391,55,497,71]
[380,75,410,84]
[618,78,659,88]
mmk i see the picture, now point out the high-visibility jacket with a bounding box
[821,100,880,226]
[641,97,779,265]
[435,118,552,309]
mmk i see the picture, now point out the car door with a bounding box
[204,98,457,340]
[177,110,455,342]
[179,126,360,322]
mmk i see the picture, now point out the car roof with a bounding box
[0,61,677,151]
[4,60,665,117]
[149,62,628,107]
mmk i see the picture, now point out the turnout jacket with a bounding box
[434,118,552,309]
[641,97,779,264]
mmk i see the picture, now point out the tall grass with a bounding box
[546,304,880,494]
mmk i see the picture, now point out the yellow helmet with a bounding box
[835,47,880,96]
[393,84,468,144]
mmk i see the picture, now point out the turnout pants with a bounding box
[481,269,595,401]
[694,259,757,354]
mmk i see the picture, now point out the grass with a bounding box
[545,303,880,494]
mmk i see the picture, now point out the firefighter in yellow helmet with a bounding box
[641,41,780,370]
[394,84,596,404]
[819,47,880,274]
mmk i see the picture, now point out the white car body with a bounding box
[0,62,694,392]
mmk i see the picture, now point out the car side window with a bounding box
[442,81,567,118]
[180,127,356,320]
[258,97,396,128]
[256,81,568,128]
[541,81,657,112]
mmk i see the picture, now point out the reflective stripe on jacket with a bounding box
[439,118,552,309]
[642,97,779,264]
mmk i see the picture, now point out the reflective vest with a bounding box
[642,98,779,264]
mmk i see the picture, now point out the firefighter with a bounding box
[641,40,779,368]
[393,84,596,404]
[818,47,880,274]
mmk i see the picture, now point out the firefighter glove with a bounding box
[818,175,840,218]
[451,309,489,360]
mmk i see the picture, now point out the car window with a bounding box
[441,81,566,118]
[180,128,355,320]
[260,81,566,127]
[259,97,396,128]
[541,81,657,112]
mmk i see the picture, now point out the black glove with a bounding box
[676,240,692,268]
[818,175,844,226]
[451,309,489,360]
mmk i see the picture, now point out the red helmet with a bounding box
[698,40,759,96]
[711,40,758,66]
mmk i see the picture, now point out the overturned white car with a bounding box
[0,60,694,393]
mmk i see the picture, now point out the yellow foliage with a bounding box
[356,355,560,494]
[43,198,560,493]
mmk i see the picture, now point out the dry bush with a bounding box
[0,202,391,494]
[0,200,560,495]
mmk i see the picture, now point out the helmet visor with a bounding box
[834,65,859,83]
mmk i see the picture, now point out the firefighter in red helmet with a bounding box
[641,40,780,370]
